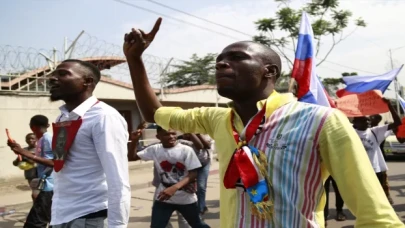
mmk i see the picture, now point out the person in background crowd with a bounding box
[129,126,209,228]
[370,113,405,205]
[48,59,130,228]
[353,99,401,199]
[8,115,54,228]
[123,17,403,227]
[129,122,191,228]
[12,133,38,201]
[324,176,345,225]
[178,134,212,216]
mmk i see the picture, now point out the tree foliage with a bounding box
[322,72,357,96]
[164,53,216,88]
[253,0,366,69]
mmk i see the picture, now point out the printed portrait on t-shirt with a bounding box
[159,161,186,185]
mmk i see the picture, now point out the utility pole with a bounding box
[389,49,401,115]
[39,47,58,71]
[64,30,85,60]
[39,30,85,71]
[389,46,405,115]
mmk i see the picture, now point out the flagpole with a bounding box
[389,48,405,115]
[390,50,400,115]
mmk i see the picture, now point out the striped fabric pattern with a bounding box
[234,101,333,228]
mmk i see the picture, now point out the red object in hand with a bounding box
[6,128,22,161]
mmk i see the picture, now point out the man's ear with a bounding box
[84,77,94,86]
[264,64,279,81]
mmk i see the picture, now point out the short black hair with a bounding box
[353,116,368,123]
[371,114,382,121]
[156,125,164,133]
[62,59,101,84]
[25,133,35,139]
[30,115,49,127]
[235,41,282,80]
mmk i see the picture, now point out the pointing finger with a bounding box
[139,29,146,38]
[149,17,162,38]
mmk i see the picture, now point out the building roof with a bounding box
[0,56,127,89]
[100,76,220,95]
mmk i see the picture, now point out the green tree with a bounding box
[164,53,216,88]
[253,0,366,70]
[322,71,357,96]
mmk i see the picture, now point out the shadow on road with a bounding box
[326,208,355,221]
[391,185,405,198]
[389,174,405,182]
[129,200,220,224]
[0,212,27,228]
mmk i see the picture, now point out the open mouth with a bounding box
[216,71,235,79]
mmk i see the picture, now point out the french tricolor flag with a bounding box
[292,12,335,108]
[336,65,403,97]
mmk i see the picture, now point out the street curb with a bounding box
[0,162,153,187]
[2,169,219,210]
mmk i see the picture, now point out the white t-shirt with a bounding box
[385,130,394,138]
[355,125,389,173]
[137,143,201,205]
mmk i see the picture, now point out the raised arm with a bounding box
[128,130,143,161]
[196,134,211,149]
[383,98,401,130]
[7,140,54,167]
[123,18,163,122]
[123,18,226,136]
[185,133,204,150]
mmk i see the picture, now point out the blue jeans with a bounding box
[197,162,210,213]
[151,201,210,228]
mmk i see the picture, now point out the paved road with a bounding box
[1,161,405,227]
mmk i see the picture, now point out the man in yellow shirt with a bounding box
[123,18,403,228]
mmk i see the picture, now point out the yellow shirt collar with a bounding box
[227,90,297,118]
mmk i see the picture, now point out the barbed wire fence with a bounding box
[0,31,185,88]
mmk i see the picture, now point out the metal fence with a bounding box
[0,72,49,92]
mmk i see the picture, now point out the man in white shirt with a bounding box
[353,99,401,191]
[128,126,210,228]
[369,114,405,205]
[48,59,131,228]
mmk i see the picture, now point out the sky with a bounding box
[1,0,405,97]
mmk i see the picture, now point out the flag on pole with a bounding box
[336,65,404,97]
[291,12,335,107]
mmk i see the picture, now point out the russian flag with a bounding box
[292,12,335,108]
[336,65,403,97]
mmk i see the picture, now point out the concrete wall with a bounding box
[0,83,231,181]
[0,93,64,181]
[102,99,142,131]
[0,94,140,182]
[94,81,135,100]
